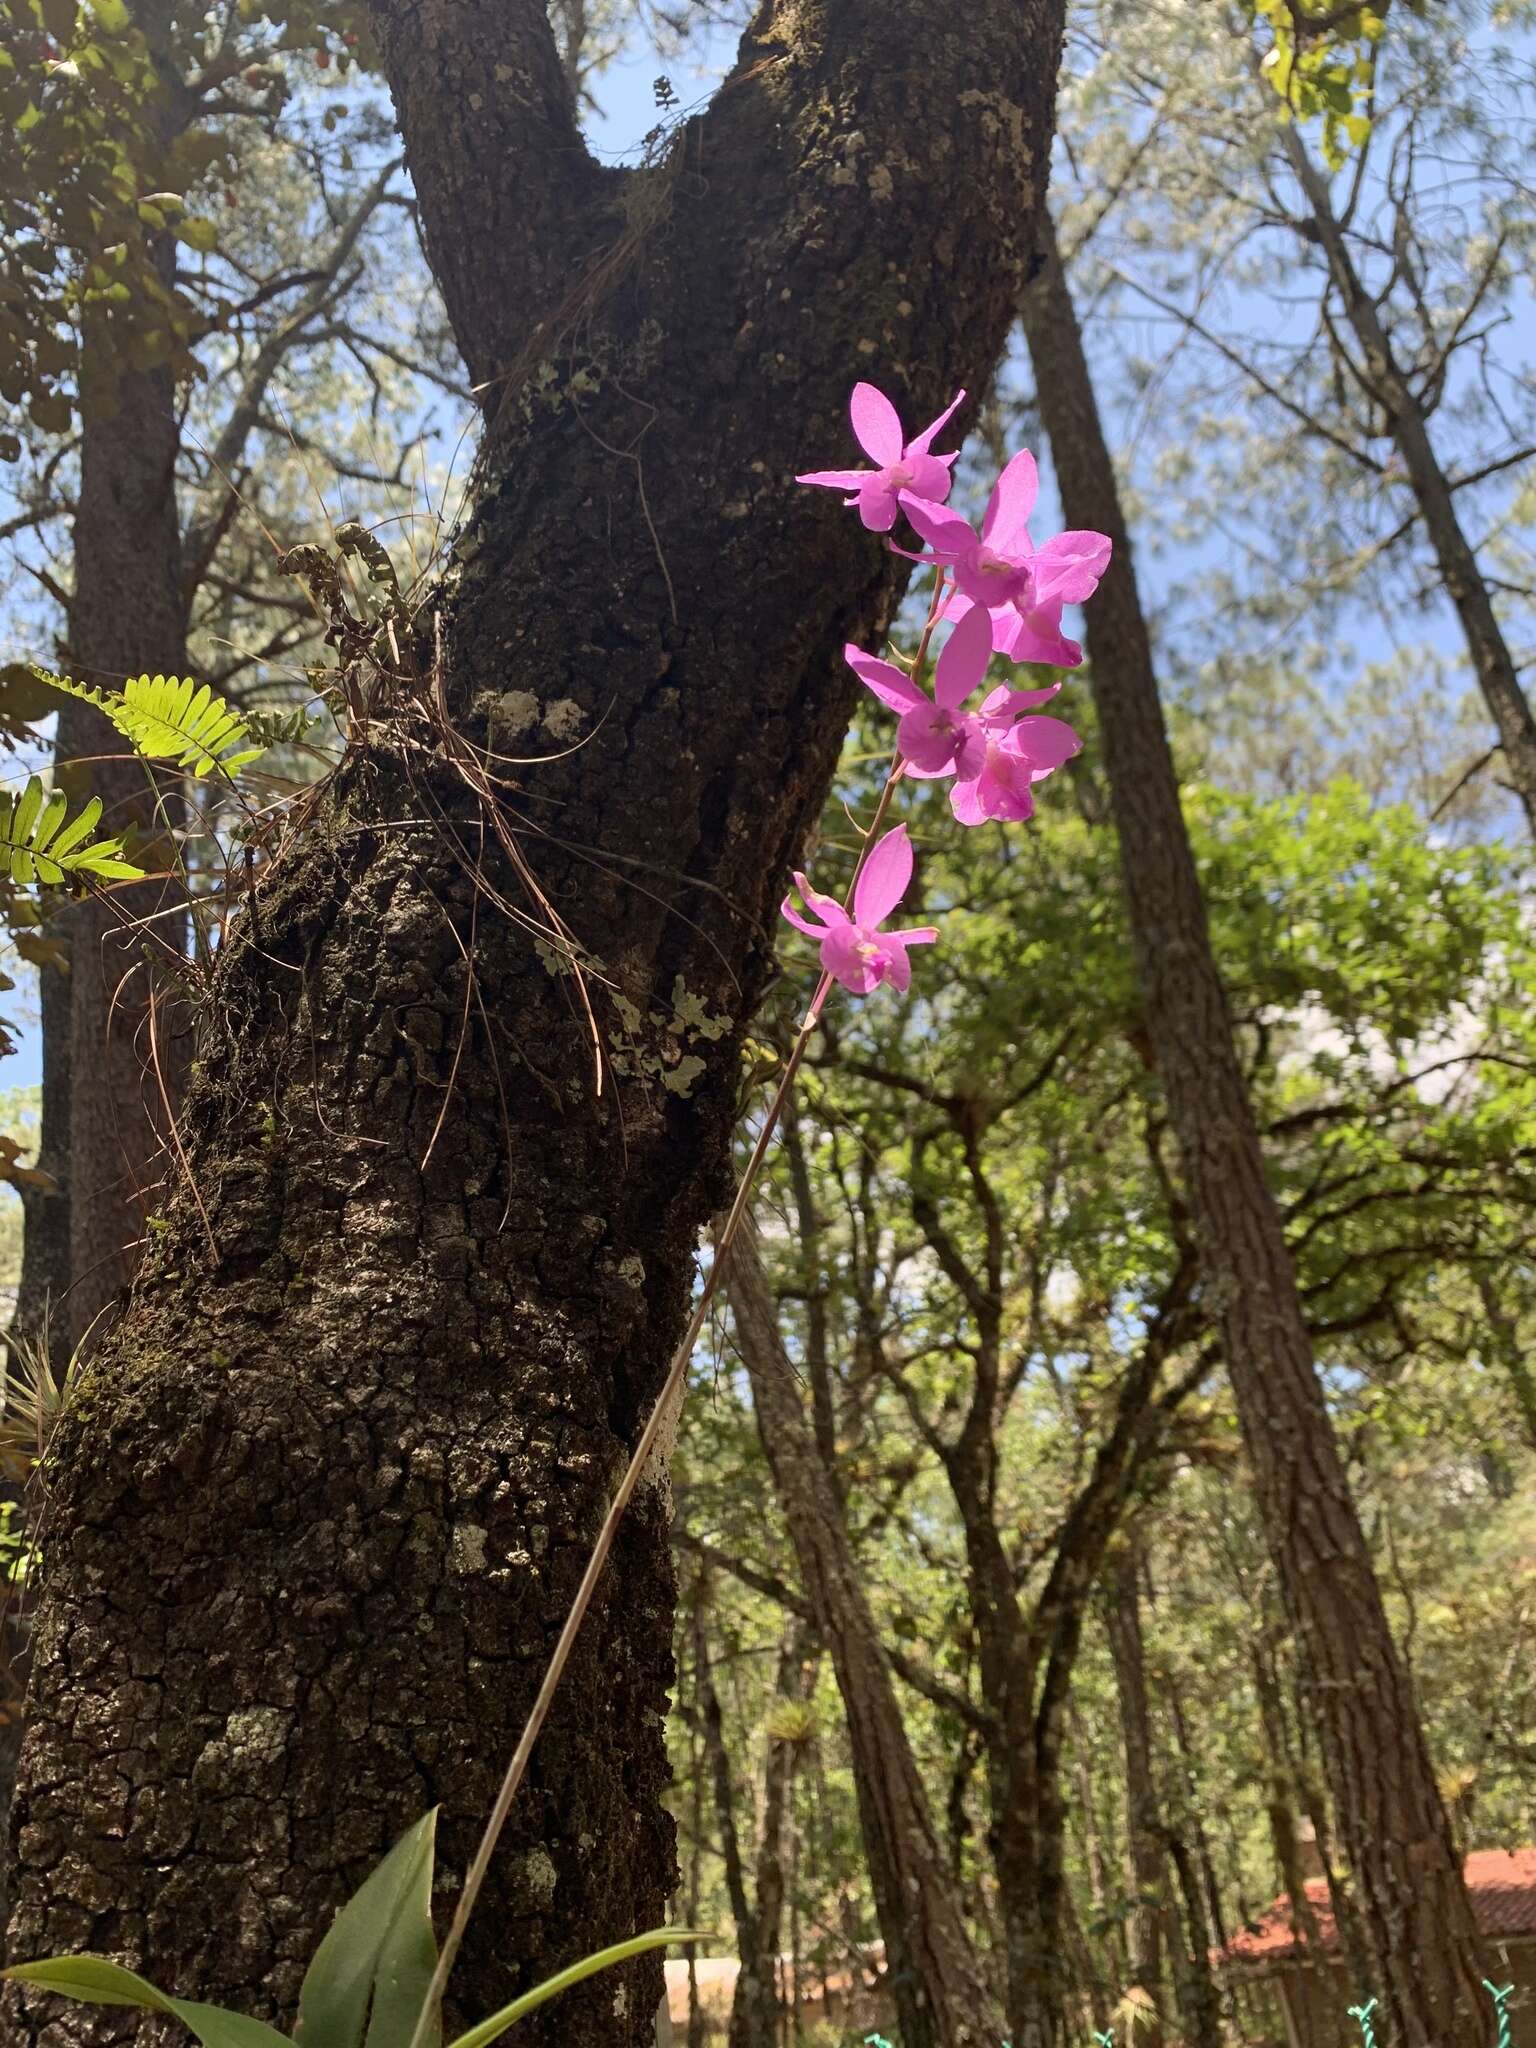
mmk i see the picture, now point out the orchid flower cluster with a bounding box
[782,382,1113,1002]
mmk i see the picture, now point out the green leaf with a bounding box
[177,215,219,253]
[6,1955,169,2009]
[3,1956,293,2047]
[31,668,264,778]
[445,1928,714,2048]
[296,1810,441,2048]
[171,2000,298,2048]
[0,775,143,886]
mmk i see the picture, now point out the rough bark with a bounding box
[1021,209,1487,2043]
[727,1222,1003,2048]
[1279,130,1536,837]
[5,6,1067,2041]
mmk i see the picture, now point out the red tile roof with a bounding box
[1218,1850,1536,1970]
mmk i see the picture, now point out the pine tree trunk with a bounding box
[59,361,189,1351]
[727,1224,1003,2048]
[727,1626,811,2048]
[1020,210,1487,2043]
[1102,1549,1169,2026]
[4,8,1067,2040]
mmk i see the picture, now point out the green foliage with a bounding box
[295,1808,441,2048]
[1249,0,1384,165]
[0,0,378,442]
[4,1809,710,2048]
[0,774,141,883]
[34,668,264,777]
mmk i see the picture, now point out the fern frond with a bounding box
[0,778,142,885]
[32,668,264,778]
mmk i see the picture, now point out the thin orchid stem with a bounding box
[406,564,949,2048]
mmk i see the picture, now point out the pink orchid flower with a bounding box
[898,446,1112,648]
[950,707,1081,827]
[781,823,939,995]
[798,382,966,533]
[848,604,1079,827]
[944,587,1084,669]
[844,603,997,778]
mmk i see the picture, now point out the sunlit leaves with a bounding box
[1247,0,1385,165]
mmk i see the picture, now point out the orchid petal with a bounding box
[846,647,926,712]
[898,492,976,556]
[981,448,1039,549]
[1004,714,1080,772]
[781,902,825,938]
[849,383,904,465]
[801,883,849,927]
[820,924,879,995]
[906,386,966,457]
[853,822,913,929]
[951,720,989,781]
[856,475,901,532]
[796,467,874,490]
[933,603,993,711]
[980,680,1062,719]
[995,606,1082,668]
[1033,529,1112,604]
[897,707,962,774]
[903,451,956,504]
[950,777,989,827]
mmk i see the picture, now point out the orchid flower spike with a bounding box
[899,446,1112,656]
[798,382,966,533]
[781,823,938,995]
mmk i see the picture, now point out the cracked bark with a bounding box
[1021,208,1487,2043]
[5,4,1067,2040]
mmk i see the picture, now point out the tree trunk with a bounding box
[1476,1274,1536,1454]
[58,363,189,1353]
[1278,129,1536,837]
[727,1222,1003,2048]
[1102,1548,1169,2026]
[5,7,1067,2040]
[728,1627,811,2048]
[1161,1827,1222,2048]
[1020,209,1487,2044]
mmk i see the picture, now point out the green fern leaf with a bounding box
[31,668,265,779]
[0,778,144,886]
